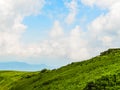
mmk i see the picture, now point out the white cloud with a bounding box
[18,25,90,61]
[100,36,113,46]
[87,1,120,45]
[68,26,89,60]
[81,0,120,9]
[79,0,120,56]
[65,0,78,24]
[50,20,64,38]
[0,0,45,56]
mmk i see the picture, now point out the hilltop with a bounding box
[0,48,120,90]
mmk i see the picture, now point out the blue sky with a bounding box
[0,0,120,68]
[22,0,106,43]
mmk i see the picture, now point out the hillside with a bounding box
[0,48,120,90]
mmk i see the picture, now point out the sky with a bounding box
[0,0,120,67]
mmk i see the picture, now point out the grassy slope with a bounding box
[1,48,120,90]
[0,71,39,90]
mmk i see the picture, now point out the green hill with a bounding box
[1,48,120,90]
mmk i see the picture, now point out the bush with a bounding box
[41,69,50,73]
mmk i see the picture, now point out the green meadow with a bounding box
[1,48,120,90]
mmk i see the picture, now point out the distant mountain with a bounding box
[1,48,120,90]
[0,62,52,71]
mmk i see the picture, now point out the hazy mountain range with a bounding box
[0,62,52,71]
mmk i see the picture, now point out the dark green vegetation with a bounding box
[1,48,120,90]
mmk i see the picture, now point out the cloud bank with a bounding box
[0,0,120,62]
[0,0,45,56]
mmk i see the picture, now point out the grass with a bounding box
[0,48,120,90]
